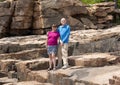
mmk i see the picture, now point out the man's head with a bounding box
[60,18,66,25]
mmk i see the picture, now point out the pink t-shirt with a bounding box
[47,31,60,45]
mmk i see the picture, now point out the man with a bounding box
[57,18,70,69]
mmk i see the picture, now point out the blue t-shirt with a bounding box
[57,24,70,43]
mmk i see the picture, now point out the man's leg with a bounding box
[57,44,62,68]
[62,44,68,69]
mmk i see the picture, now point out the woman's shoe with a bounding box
[47,67,52,71]
[53,67,56,71]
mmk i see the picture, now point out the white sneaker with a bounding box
[62,65,69,69]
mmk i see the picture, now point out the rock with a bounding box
[8,71,17,79]
[94,2,115,7]
[0,1,10,8]
[61,6,88,16]
[94,9,107,17]
[68,53,119,67]
[0,0,117,36]
[80,18,97,29]
[10,29,32,36]
[0,35,46,53]
[0,72,7,78]
[32,0,86,31]
[114,8,120,14]
[67,16,84,30]
[69,26,120,55]
[16,58,49,81]
[0,77,18,85]
[96,24,106,29]
[0,26,6,38]
[0,48,47,60]
[32,29,45,35]
[11,0,34,31]
[16,81,53,85]
[0,59,20,72]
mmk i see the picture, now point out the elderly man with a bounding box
[57,18,70,69]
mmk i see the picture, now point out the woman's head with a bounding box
[52,24,57,31]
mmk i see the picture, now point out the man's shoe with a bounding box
[56,65,62,69]
[62,65,69,69]
[53,67,56,71]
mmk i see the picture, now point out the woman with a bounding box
[46,24,60,71]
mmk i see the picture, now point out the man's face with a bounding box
[61,18,66,25]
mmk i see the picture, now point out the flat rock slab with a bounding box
[76,65,120,85]
[47,65,120,85]
[0,48,47,60]
[68,53,119,67]
[0,72,7,78]
[24,65,120,85]
[16,81,53,85]
[0,35,46,54]
[70,25,120,43]
[0,77,18,84]
[15,58,120,85]
[27,70,49,83]
[0,59,20,72]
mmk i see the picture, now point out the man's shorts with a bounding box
[47,45,57,55]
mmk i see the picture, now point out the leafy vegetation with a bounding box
[81,0,120,8]
[0,0,5,2]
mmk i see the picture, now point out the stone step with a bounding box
[0,35,46,54]
[0,48,47,60]
[68,53,120,67]
[0,59,21,73]
[0,72,7,78]
[77,65,120,85]
[109,70,120,85]
[0,77,18,85]
[0,53,117,84]
[0,53,119,80]
[14,53,119,73]
[16,81,53,85]
[16,58,49,81]
[16,64,120,85]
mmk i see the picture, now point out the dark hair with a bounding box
[52,24,57,27]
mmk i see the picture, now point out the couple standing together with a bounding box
[46,18,70,71]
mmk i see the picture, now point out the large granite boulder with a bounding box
[10,0,34,35]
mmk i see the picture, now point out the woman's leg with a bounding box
[52,53,56,70]
[48,54,52,70]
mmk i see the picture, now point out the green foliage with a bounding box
[81,0,120,8]
[0,0,5,2]
[81,0,104,4]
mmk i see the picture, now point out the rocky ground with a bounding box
[0,25,119,85]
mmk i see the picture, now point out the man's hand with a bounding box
[60,40,64,46]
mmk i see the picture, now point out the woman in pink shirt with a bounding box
[46,24,60,71]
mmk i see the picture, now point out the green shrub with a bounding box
[81,0,120,8]
[81,0,104,4]
[0,0,5,2]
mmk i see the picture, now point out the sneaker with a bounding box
[62,65,69,69]
[56,65,62,69]
[53,67,56,71]
[47,67,52,71]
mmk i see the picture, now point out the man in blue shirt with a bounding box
[57,18,70,69]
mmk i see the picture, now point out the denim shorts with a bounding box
[47,45,57,55]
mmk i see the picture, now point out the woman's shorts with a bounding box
[47,45,57,55]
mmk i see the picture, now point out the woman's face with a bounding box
[52,26,57,31]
